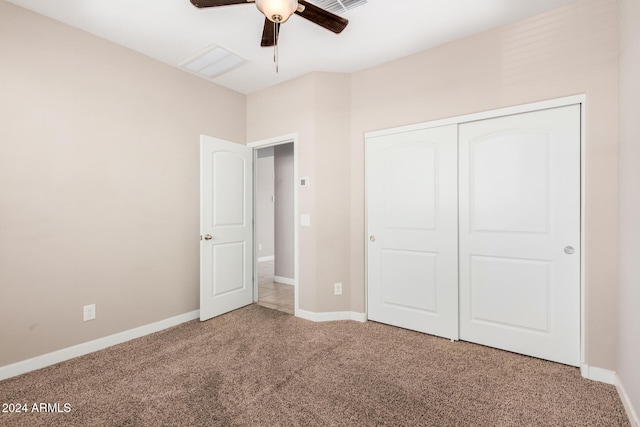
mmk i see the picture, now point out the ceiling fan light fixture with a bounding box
[256,0,298,23]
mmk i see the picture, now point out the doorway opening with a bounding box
[251,137,297,315]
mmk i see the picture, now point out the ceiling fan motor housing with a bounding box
[256,0,298,23]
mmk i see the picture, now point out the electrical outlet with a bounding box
[334,282,342,296]
[83,304,96,321]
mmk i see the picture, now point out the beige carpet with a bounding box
[0,305,629,426]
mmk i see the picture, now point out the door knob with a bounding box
[564,246,575,255]
[204,234,213,241]
[370,235,376,242]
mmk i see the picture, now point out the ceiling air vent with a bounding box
[306,0,367,14]
[179,44,247,80]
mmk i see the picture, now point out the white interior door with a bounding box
[200,135,254,321]
[458,105,581,366]
[367,125,458,340]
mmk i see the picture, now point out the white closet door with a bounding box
[367,125,458,340]
[458,105,581,366]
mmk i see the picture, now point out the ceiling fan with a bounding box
[189,0,349,48]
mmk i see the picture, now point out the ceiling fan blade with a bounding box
[190,0,251,8]
[295,0,348,34]
[261,18,280,47]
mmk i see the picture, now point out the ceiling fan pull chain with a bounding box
[274,22,279,73]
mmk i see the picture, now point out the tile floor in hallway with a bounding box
[257,259,294,315]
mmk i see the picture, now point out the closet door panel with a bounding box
[366,125,458,340]
[459,105,581,366]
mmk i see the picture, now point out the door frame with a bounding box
[248,134,299,315]
[364,94,586,369]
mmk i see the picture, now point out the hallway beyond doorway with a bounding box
[257,260,294,314]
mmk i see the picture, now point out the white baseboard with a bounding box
[581,364,616,384]
[0,310,200,382]
[616,373,640,427]
[274,276,295,286]
[296,309,366,323]
[258,256,275,262]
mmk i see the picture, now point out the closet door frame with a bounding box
[364,94,586,371]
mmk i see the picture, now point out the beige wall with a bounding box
[617,0,640,418]
[0,2,246,366]
[314,73,352,312]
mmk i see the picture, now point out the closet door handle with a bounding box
[204,234,213,241]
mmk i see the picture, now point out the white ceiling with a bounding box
[7,0,576,94]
